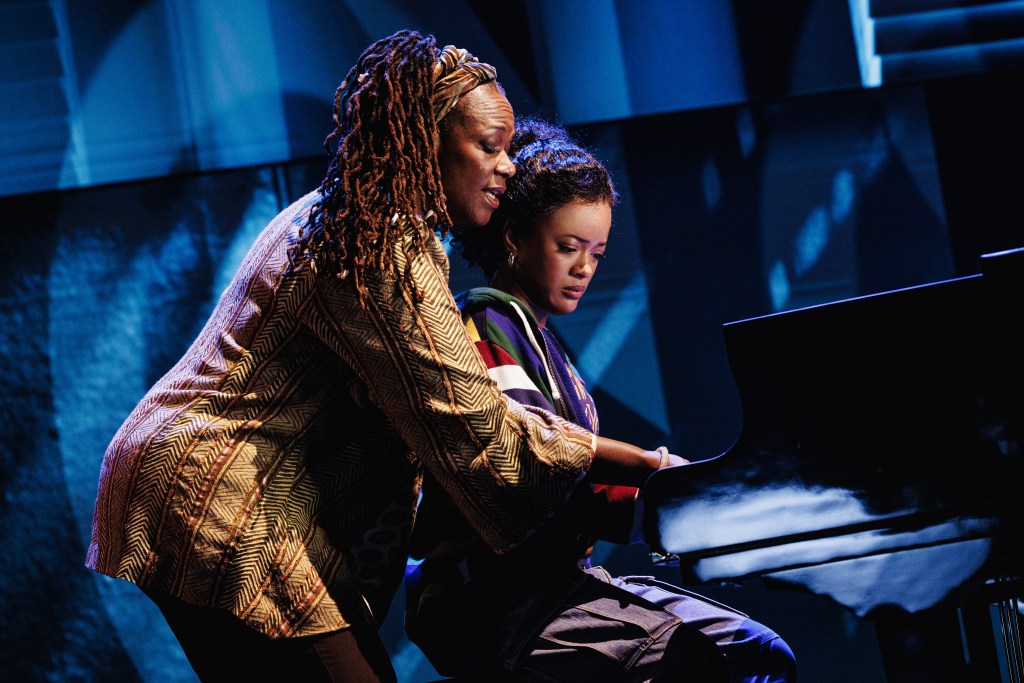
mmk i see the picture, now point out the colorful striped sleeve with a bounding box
[462,304,558,415]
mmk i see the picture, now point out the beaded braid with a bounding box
[289,30,451,304]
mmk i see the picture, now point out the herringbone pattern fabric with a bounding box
[86,191,595,638]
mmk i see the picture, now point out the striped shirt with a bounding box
[410,289,638,573]
[459,288,638,546]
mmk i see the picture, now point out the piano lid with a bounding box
[643,247,1024,613]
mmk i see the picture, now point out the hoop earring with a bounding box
[507,251,516,268]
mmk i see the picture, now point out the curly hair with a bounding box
[289,30,493,303]
[451,116,618,281]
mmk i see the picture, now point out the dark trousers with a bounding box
[146,590,396,683]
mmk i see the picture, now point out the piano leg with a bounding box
[872,606,968,683]
[993,593,1023,681]
[966,571,1024,681]
[960,601,1003,682]
[872,590,1023,683]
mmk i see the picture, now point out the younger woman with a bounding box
[406,118,797,682]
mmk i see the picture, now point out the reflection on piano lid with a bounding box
[643,246,1024,618]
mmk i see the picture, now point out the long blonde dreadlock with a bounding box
[289,30,495,304]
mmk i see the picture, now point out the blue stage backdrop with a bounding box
[0,136,885,683]
[3,1,1024,681]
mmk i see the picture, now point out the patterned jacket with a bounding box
[86,191,595,638]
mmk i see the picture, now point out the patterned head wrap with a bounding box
[431,45,498,124]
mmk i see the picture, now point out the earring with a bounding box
[507,251,516,268]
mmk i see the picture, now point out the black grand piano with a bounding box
[643,246,1024,682]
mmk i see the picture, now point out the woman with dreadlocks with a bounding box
[85,31,668,682]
